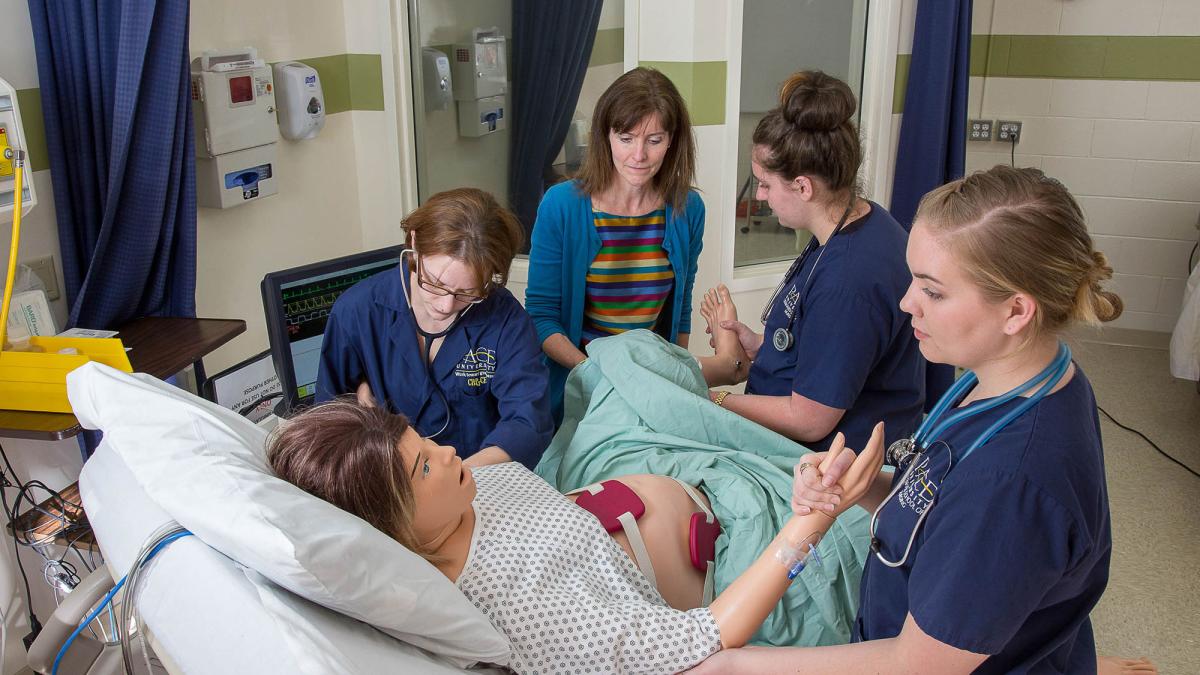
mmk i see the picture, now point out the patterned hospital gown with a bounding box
[457,463,722,674]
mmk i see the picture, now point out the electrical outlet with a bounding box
[997,120,1023,143]
[23,254,59,301]
[968,119,993,142]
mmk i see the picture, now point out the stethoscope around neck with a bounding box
[396,249,475,440]
[867,341,1073,568]
[761,200,856,352]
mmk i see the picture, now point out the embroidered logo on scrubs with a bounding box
[782,285,801,320]
[897,453,939,516]
[455,347,497,388]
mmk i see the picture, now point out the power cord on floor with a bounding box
[1097,405,1200,479]
[0,441,43,648]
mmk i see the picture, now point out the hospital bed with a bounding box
[28,363,508,674]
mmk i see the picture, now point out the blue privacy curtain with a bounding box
[889,0,972,407]
[27,0,197,330]
[509,0,603,242]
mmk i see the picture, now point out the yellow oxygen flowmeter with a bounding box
[0,126,13,177]
[1,76,132,413]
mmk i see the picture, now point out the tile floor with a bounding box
[1072,333,1200,674]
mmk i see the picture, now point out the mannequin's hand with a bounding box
[793,422,885,517]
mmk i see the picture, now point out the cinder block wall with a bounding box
[967,0,1200,334]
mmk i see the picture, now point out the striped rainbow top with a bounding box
[580,208,674,345]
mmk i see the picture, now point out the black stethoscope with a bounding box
[760,200,856,352]
[868,341,1073,568]
[396,249,479,439]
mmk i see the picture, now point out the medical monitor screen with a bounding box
[261,246,402,413]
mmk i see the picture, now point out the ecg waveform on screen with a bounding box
[282,269,387,342]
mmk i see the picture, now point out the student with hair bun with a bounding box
[694,165,1155,674]
[705,70,924,454]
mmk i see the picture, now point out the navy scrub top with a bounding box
[745,202,924,452]
[856,368,1112,673]
[316,266,554,469]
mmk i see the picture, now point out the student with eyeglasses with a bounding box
[316,188,553,469]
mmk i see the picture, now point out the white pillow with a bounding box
[66,362,509,668]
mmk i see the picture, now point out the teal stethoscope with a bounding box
[868,341,1073,568]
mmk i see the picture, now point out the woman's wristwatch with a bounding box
[713,390,731,407]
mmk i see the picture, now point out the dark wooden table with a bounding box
[0,316,246,440]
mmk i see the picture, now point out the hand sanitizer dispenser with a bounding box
[273,62,325,140]
[421,48,452,112]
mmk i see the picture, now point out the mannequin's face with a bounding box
[396,427,475,545]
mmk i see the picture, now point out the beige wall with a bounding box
[1,1,407,375]
[968,0,1200,333]
[192,0,397,374]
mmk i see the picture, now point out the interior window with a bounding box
[734,0,869,268]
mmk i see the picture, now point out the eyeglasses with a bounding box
[406,250,490,304]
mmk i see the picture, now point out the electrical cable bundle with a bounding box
[0,439,103,651]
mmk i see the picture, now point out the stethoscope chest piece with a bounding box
[887,437,919,466]
[772,326,794,352]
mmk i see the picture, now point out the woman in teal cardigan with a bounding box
[526,67,705,421]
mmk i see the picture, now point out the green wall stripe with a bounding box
[590,28,624,67]
[902,34,1200,115]
[14,89,48,172]
[893,54,910,115]
[296,53,385,114]
[346,53,386,111]
[968,35,1200,81]
[1103,37,1200,81]
[638,60,727,126]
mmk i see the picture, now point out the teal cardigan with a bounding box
[525,180,705,420]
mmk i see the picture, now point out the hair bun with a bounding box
[778,70,856,132]
[1070,249,1123,324]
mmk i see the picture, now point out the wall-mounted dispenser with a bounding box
[565,117,589,171]
[273,61,325,141]
[0,77,37,218]
[451,28,508,137]
[421,47,452,112]
[191,47,279,208]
